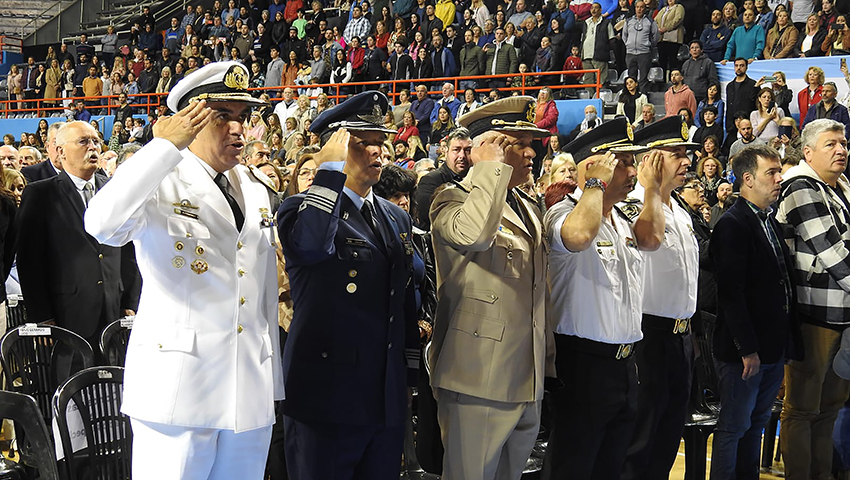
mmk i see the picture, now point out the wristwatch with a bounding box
[584,178,607,192]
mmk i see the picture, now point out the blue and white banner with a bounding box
[716,55,850,120]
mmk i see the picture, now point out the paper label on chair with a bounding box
[19,323,50,336]
[97,370,113,379]
[120,316,134,328]
[6,294,21,307]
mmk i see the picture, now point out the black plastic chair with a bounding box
[0,324,94,426]
[0,390,60,480]
[4,296,27,330]
[99,319,133,367]
[53,366,131,480]
[684,311,721,480]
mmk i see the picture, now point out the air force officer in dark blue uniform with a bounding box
[276,91,420,480]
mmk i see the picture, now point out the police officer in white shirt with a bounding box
[621,116,702,480]
[541,117,673,480]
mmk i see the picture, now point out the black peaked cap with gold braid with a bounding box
[167,61,268,113]
[457,96,552,139]
[632,115,701,150]
[564,117,645,163]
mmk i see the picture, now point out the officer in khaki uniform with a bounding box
[428,96,556,480]
[85,61,285,480]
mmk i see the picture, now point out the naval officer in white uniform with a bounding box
[85,61,285,480]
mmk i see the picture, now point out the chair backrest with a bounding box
[611,69,629,86]
[691,312,721,412]
[99,319,132,367]
[5,296,27,330]
[648,67,664,83]
[0,324,95,426]
[53,366,131,480]
[0,391,60,480]
[607,69,619,85]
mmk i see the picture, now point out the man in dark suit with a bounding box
[21,57,39,108]
[21,122,63,183]
[414,128,471,229]
[709,144,803,480]
[17,121,139,346]
[277,91,419,480]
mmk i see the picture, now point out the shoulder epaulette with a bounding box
[248,164,277,193]
[616,197,642,222]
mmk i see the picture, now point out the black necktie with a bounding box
[360,199,383,243]
[507,190,531,230]
[214,173,244,231]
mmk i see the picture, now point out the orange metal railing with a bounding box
[0,69,600,117]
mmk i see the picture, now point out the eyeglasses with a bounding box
[682,184,704,192]
[298,168,318,177]
[74,137,102,147]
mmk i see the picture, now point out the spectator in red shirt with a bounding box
[797,66,823,127]
[397,111,421,143]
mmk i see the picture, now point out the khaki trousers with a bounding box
[582,60,608,94]
[781,323,850,480]
[436,388,541,480]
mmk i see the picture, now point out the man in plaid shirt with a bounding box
[343,5,371,45]
[776,118,850,480]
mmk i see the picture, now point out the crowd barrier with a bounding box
[0,68,599,117]
[0,69,601,142]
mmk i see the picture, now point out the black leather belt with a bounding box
[559,334,635,360]
[643,314,691,335]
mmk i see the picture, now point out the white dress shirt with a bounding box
[545,190,645,344]
[65,171,96,206]
[639,194,699,319]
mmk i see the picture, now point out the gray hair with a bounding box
[413,158,435,174]
[446,127,471,145]
[47,121,64,144]
[18,146,42,162]
[243,140,267,160]
[801,119,845,150]
[117,143,142,167]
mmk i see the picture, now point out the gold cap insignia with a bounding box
[626,122,634,141]
[681,121,689,140]
[223,65,249,90]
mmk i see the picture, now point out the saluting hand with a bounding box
[583,151,618,185]
[469,131,508,166]
[314,128,350,166]
[154,100,213,150]
[638,149,665,191]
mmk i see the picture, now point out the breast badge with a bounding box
[190,258,209,275]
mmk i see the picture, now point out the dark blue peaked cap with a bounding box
[309,90,397,136]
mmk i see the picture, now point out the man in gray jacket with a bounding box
[309,45,328,84]
[681,40,719,103]
[265,46,284,96]
[622,1,658,93]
